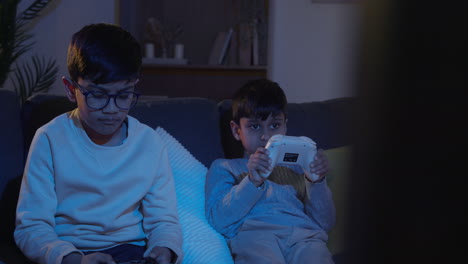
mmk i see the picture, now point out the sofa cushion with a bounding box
[322,97,357,149]
[155,127,233,264]
[286,101,332,149]
[286,97,355,150]
[324,145,352,256]
[218,99,244,159]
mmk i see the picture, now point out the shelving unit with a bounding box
[118,0,269,100]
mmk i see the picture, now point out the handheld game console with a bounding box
[262,135,319,181]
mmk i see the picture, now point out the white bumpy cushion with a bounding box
[155,127,233,264]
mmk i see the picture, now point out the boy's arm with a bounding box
[205,159,265,238]
[302,149,336,232]
[142,145,183,264]
[14,130,81,264]
[303,178,336,232]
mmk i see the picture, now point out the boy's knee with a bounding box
[229,231,285,264]
[287,239,333,264]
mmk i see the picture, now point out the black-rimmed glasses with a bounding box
[74,82,140,110]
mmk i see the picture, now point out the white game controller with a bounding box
[262,135,319,181]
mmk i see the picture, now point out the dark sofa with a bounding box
[0,89,355,263]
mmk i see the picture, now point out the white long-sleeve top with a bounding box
[14,109,183,264]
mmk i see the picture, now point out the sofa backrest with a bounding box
[218,97,356,159]
[21,94,224,168]
[0,90,24,194]
[130,97,224,167]
[22,94,355,166]
[21,94,77,155]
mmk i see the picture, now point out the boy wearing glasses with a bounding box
[14,23,182,264]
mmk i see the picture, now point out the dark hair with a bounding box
[232,78,287,124]
[67,23,142,84]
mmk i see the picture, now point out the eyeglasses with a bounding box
[74,82,140,110]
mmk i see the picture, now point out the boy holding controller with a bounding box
[205,79,335,263]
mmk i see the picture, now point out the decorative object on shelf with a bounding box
[142,57,188,65]
[229,0,268,66]
[208,28,233,65]
[238,23,252,66]
[310,0,359,3]
[144,43,155,58]
[219,28,233,65]
[251,18,259,66]
[144,17,183,59]
[174,43,184,59]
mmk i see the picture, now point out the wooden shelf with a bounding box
[142,63,266,73]
[143,63,265,69]
[139,64,267,101]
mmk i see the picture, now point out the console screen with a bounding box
[283,153,299,162]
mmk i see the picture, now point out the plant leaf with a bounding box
[20,0,53,21]
[13,55,58,104]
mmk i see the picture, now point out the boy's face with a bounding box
[231,113,287,155]
[63,77,138,141]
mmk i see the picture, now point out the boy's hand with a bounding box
[62,252,116,264]
[305,149,329,183]
[247,147,273,187]
[147,246,173,264]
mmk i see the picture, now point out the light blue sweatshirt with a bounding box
[205,158,336,240]
[15,109,183,264]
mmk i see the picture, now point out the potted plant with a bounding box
[0,0,58,104]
